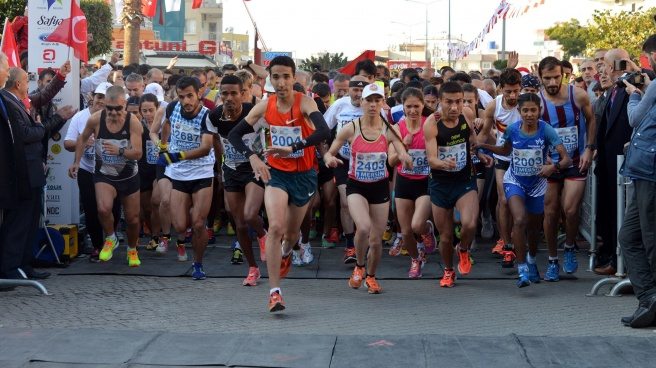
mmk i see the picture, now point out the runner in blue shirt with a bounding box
[479,93,571,288]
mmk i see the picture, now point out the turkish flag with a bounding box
[142,0,157,17]
[1,18,20,67]
[45,0,88,61]
[339,50,375,76]
[192,0,202,9]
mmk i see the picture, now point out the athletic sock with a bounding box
[356,263,365,268]
[548,256,559,261]
[564,243,575,249]
[270,287,281,296]
[345,233,355,248]
[526,253,536,264]
[162,233,171,239]
[107,233,117,242]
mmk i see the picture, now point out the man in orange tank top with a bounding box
[228,56,330,312]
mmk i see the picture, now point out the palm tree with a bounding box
[121,0,142,65]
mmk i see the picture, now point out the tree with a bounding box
[586,8,655,60]
[0,1,26,21]
[545,19,588,60]
[121,0,143,65]
[299,52,348,72]
[493,59,507,70]
[80,0,113,60]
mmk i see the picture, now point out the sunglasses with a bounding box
[105,105,124,112]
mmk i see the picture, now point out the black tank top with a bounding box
[430,114,473,182]
[138,119,157,175]
[95,111,138,181]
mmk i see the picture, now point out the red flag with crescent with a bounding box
[46,0,88,61]
[1,18,20,67]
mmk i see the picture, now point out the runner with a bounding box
[206,74,267,286]
[389,87,436,278]
[137,93,161,251]
[537,56,596,281]
[425,82,493,287]
[68,85,143,267]
[478,93,571,287]
[480,68,523,267]
[323,75,367,262]
[324,83,413,293]
[158,76,216,280]
[227,55,330,312]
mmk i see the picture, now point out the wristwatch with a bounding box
[585,144,597,150]
[118,147,125,156]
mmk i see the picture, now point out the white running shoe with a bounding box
[301,243,314,264]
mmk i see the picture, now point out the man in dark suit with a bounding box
[0,67,50,280]
[594,48,635,275]
[0,55,33,285]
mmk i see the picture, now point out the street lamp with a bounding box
[391,21,423,62]
[404,0,443,66]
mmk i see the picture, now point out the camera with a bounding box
[613,60,627,71]
[617,72,645,88]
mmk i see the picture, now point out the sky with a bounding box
[220,0,656,59]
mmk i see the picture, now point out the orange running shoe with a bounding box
[440,268,456,288]
[280,251,292,278]
[365,276,382,294]
[242,266,261,286]
[348,266,365,289]
[268,291,285,312]
[501,246,516,268]
[258,233,267,262]
[457,247,472,275]
[491,239,505,255]
[343,247,356,264]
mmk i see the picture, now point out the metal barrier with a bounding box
[587,155,632,297]
[579,161,598,271]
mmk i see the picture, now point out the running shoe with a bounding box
[481,213,494,239]
[301,243,314,264]
[226,223,235,236]
[280,251,292,278]
[242,266,261,286]
[191,262,206,280]
[400,243,409,256]
[99,236,118,262]
[343,247,357,264]
[212,219,222,234]
[501,245,516,268]
[517,263,531,288]
[231,247,244,265]
[207,228,216,244]
[527,263,541,283]
[127,248,141,267]
[563,247,578,274]
[268,291,285,312]
[457,247,472,276]
[545,261,560,282]
[408,258,423,279]
[292,249,303,266]
[146,237,158,251]
[321,234,336,248]
[327,227,340,244]
[89,248,100,263]
[177,241,188,262]
[491,239,505,255]
[454,224,462,240]
[184,228,192,243]
[365,276,382,294]
[348,266,365,289]
[258,233,267,262]
[389,237,403,256]
[421,220,437,254]
[382,222,393,242]
[156,237,169,254]
[440,268,456,288]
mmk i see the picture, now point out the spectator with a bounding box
[221,64,238,75]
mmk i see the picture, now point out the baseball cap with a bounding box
[361,83,384,99]
[264,76,275,93]
[144,82,165,102]
[94,82,113,95]
[521,74,541,89]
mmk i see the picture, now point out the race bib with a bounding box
[339,142,351,159]
[172,122,201,151]
[438,143,467,172]
[512,148,543,176]
[99,138,128,165]
[555,126,578,155]
[83,145,95,161]
[354,152,387,182]
[270,126,303,159]
[145,140,159,165]
[402,149,429,176]
[221,137,249,164]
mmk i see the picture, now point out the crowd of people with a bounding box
[0,35,655,326]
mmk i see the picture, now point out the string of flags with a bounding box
[448,0,546,61]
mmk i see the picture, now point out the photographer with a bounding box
[616,34,656,328]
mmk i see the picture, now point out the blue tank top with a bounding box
[539,85,586,167]
[503,120,562,197]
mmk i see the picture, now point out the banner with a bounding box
[387,60,429,70]
[262,51,292,67]
[29,0,81,225]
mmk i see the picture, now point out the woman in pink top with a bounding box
[324,83,412,294]
[388,88,437,279]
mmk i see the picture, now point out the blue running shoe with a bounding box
[517,263,531,288]
[527,263,541,283]
[545,261,560,282]
[563,248,578,274]
[192,262,206,280]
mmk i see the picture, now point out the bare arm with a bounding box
[479,100,497,145]
[72,112,99,167]
[125,115,143,161]
[575,87,596,171]
[387,124,412,169]
[180,133,213,160]
[149,106,166,145]
[323,121,354,167]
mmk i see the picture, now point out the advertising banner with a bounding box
[28,0,81,225]
[262,51,292,66]
[387,60,429,70]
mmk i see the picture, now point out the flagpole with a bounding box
[1,18,7,53]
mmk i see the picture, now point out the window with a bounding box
[482,62,492,70]
[185,20,196,34]
[209,22,217,33]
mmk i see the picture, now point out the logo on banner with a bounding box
[36,16,64,28]
[46,0,64,10]
[43,49,56,61]
[38,33,52,41]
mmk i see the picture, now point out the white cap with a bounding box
[144,82,165,102]
[362,83,384,99]
[94,82,113,95]
[264,76,275,93]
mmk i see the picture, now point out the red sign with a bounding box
[112,40,232,57]
[387,60,429,70]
